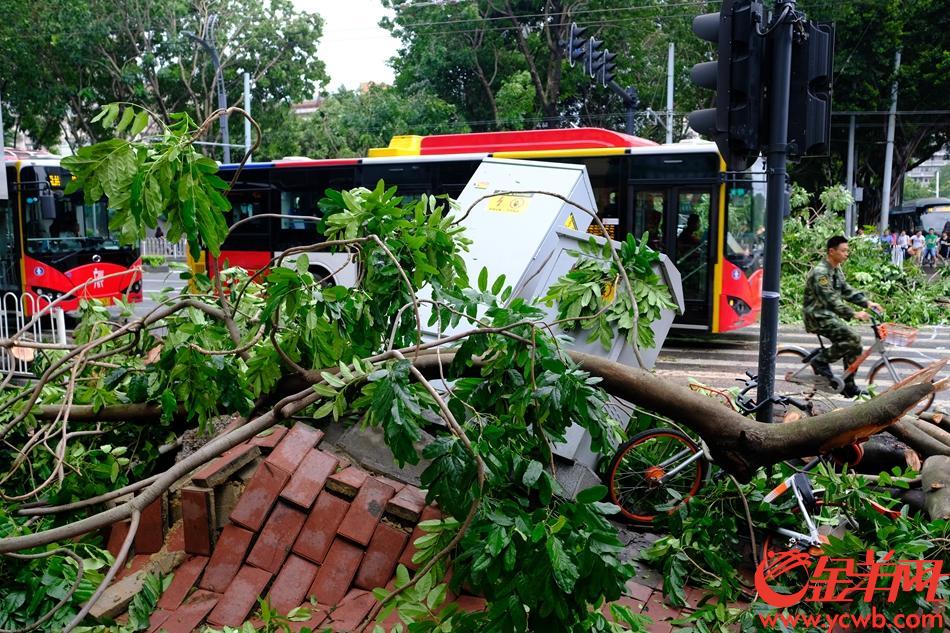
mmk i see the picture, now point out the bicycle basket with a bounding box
[880,323,918,346]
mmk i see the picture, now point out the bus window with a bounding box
[586,158,621,239]
[676,191,711,303]
[0,194,17,291]
[725,180,766,275]
[634,190,667,252]
[22,188,119,254]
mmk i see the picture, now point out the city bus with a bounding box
[211,128,766,333]
[1,149,142,311]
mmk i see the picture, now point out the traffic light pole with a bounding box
[755,0,796,424]
[606,81,639,135]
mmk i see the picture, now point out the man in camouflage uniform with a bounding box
[803,236,883,397]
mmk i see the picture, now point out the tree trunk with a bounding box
[906,417,950,449]
[920,455,950,520]
[889,418,950,458]
[855,433,921,475]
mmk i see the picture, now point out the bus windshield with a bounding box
[725,161,767,274]
[21,168,122,255]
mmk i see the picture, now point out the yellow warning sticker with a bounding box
[474,181,489,189]
[487,194,530,213]
[564,214,577,230]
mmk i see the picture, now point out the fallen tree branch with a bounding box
[890,418,950,458]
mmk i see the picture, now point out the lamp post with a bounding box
[185,14,230,163]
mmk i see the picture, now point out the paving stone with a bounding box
[354,523,409,591]
[206,565,273,627]
[157,556,209,610]
[337,478,396,546]
[362,608,402,633]
[310,538,364,606]
[192,443,262,488]
[214,480,243,529]
[280,449,340,509]
[267,554,320,615]
[135,497,165,554]
[455,595,487,612]
[642,593,681,625]
[398,505,441,571]
[199,524,255,593]
[247,502,307,573]
[249,425,288,450]
[229,461,292,532]
[326,466,369,498]
[625,580,655,603]
[385,485,426,523]
[154,589,219,633]
[375,476,406,494]
[115,554,150,581]
[181,486,215,556]
[265,422,325,473]
[107,520,131,559]
[93,550,187,620]
[632,563,665,591]
[293,493,350,564]
[327,589,376,631]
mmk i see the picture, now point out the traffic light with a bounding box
[586,36,604,77]
[688,0,768,171]
[600,51,617,87]
[563,23,588,67]
[786,22,834,157]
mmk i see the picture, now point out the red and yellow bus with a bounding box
[213,128,765,333]
[1,149,142,311]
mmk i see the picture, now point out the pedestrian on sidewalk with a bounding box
[910,230,925,265]
[881,229,893,256]
[923,228,938,267]
[939,231,950,265]
[893,230,908,266]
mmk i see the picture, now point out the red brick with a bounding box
[309,538,364,605]
[247,502,307,573]
[135,497,165,554]
[249,425,288,450]
[455,595,487,613]
[327,589,376,631]
[116,554,150,581]
[293,493,350,564]
[280,450,340,509]
[363,607,402,633]
[166,522,185,552]
[107,520,131,559]
[398,505,442,571]
[181,486,214,556]
[265,422,324,473]
[199,524,255,593]
[337,478,396,546]
[289,605,330,632]
[376,476,406,494]
[354,523,409,591]
[157,556,209,610]
[647,621,674,633]
[192,443,262,488]
[642,593,681,625]
[229,461,292,532]
[155,589,218,633]
[267,554,320,615]
[206,565,273,627]
[385,485,426,522]
[326,466,369,497]
[145,607,172,632]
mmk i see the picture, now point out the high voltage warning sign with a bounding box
[487,194,531,213]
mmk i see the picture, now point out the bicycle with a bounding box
[773,313,934,415]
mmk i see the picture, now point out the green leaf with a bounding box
[115,106,135,133]
[130,110,149,136]
[546,536,579,592]
[575,484,608,504]
[478,266,488,292]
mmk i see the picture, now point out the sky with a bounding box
[292,0,400,92]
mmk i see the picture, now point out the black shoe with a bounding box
[842,378,870,398]
[809,358,834,381]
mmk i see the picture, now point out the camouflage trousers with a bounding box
[812,317,863,367]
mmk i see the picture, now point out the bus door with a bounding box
[632,185,714,328]
[0,165,20,293]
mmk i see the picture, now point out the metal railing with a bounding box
[0,292,67,379]
[141,237,187,261]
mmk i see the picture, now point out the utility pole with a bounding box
[0,92,6,200]
[186,14,231,163]
[243,72,252,161]
[845,115,856,236]
[754,0,795,424]
[880,48,901,232]
[666,43,675,144]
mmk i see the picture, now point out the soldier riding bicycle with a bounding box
[803,235,884,397]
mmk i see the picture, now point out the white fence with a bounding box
[141,237,188,261]
[0,292,68,379]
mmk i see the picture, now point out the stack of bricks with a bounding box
[137,422,486,632]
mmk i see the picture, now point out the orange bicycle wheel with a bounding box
[867,357,934,414]
[607,428,707,524]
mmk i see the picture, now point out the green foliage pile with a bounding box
[780,207,949,326]
[641,463,950,632]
